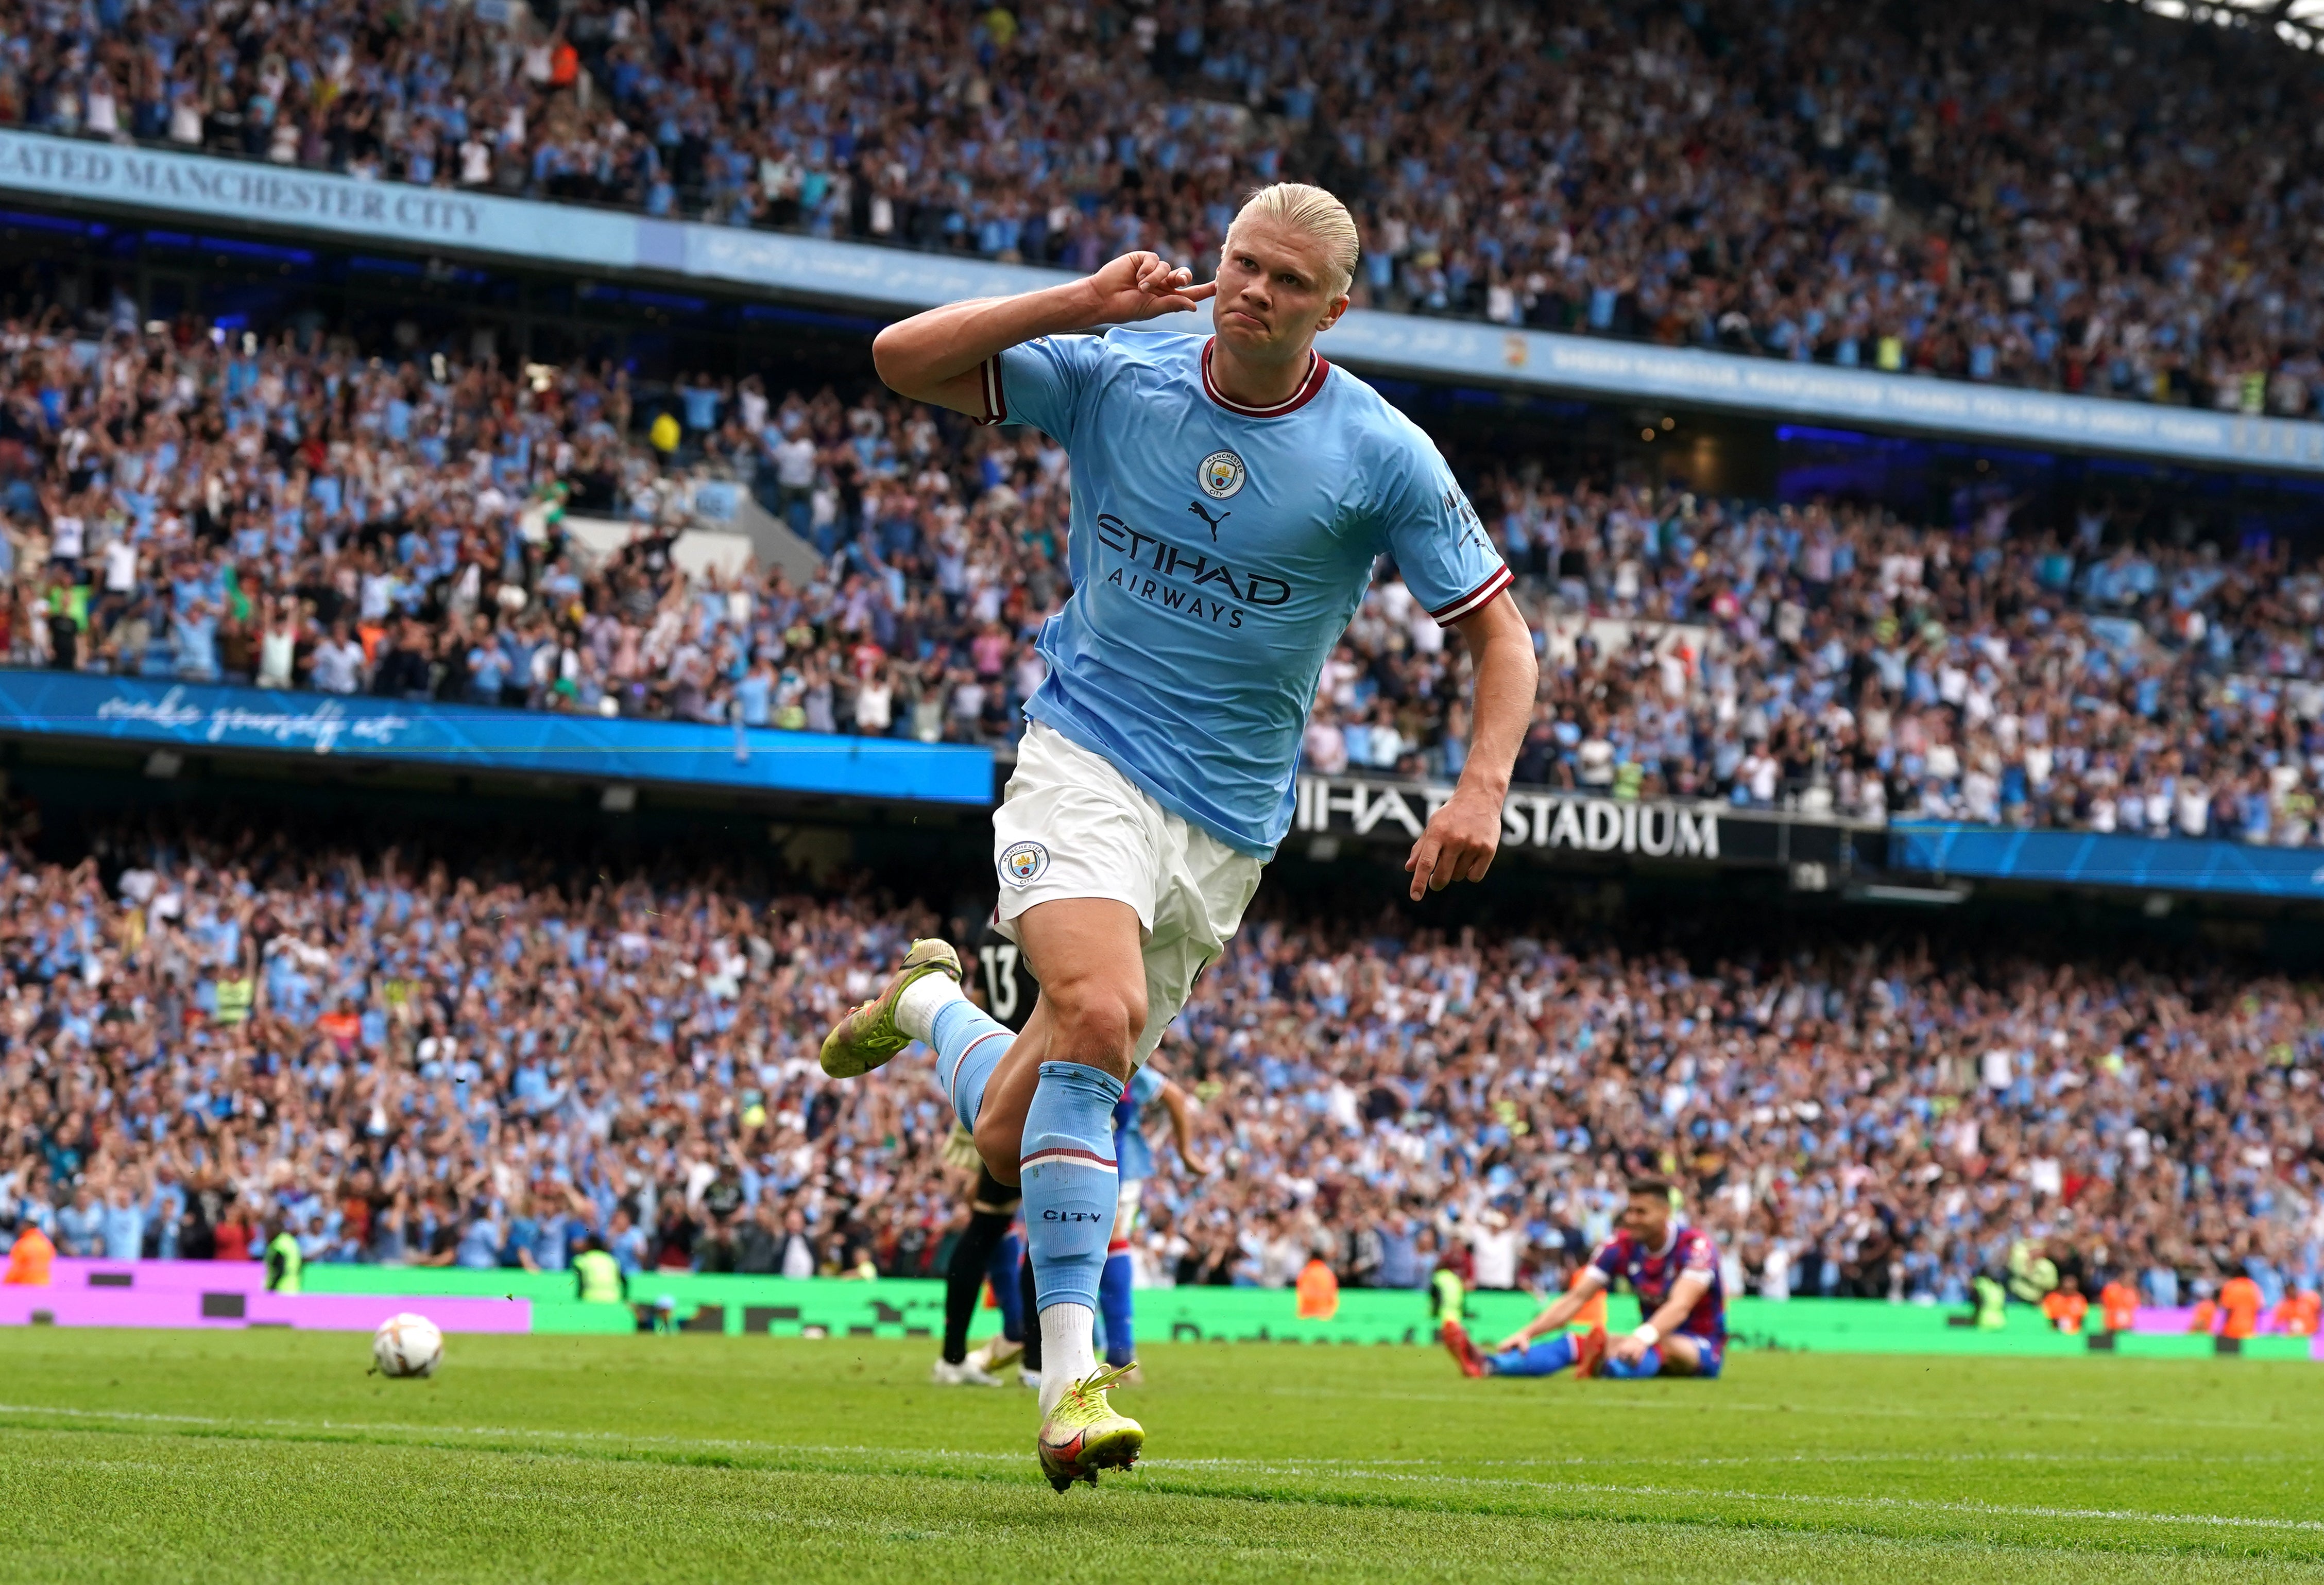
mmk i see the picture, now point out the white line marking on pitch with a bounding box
[3,1402,2319,1534]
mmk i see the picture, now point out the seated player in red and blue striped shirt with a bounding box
[1443,1175,1727,1381]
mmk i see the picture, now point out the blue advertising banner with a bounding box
[1889,822,2324,900]
[0,129,638,271]
[3,127,2320,476]
[0,671,993,806]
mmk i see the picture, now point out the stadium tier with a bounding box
[0,309,2319,900]
[12,1,2324,466]
[0,808,2317,1325]
[0,0,2315,1350]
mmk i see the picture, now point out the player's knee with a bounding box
[1046,980,1142,1075]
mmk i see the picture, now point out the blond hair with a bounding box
[1231,182,1359,298]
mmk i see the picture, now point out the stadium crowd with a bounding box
[0,811,2317,1323]
[7,0,2324,409]
[5,312,2324,842]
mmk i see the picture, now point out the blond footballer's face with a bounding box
[1211,216,1351,362]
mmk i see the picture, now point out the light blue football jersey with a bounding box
[980,327,1510,857]
[1113,1064,1167,1183]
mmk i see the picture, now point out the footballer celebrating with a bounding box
[819,181,1538,1490]
[1444,1176,1729,1381]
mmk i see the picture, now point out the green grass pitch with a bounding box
[0,1329,2319,1582]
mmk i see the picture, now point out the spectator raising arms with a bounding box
[4,315,2324,845]
[0,806,2315,1320]
[11,0,2324,410]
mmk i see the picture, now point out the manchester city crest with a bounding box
[999,840,1050,887]
[1198,449,1247,499]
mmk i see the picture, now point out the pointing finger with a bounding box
[1406,840,1437,901]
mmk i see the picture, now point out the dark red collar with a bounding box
[1201,338,1330,418]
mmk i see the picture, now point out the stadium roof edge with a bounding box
[2,128,2319,475]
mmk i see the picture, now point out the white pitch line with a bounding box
[3,1402,2320,1535]
[1261,1385,2324,1436]
[0,1402,1034,1462]
[1139,1460,2324,1532]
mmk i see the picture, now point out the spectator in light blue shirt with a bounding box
[607,1205,648,1276]
[55,1185,102,1255]
[1376,1215,1420,1289]
[100,1183,147,1259]
[677,375,721,434]
[172,599,219,681]
[467,632,511,704]
[736,657,774,727]
[148,1172,186,1260]
[530,1204,577,1272]
[502,1204,540,1269]
[455,1202,504,1270]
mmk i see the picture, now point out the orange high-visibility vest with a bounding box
[2042,1288,2088,1335]
[3,1225,54,1286]
[1295,1259,1340,1320]
[2219,1277,2264,1339]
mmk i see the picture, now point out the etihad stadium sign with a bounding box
[1292,772,1869,874]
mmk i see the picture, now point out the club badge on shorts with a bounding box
[999,840,1050,888]
[1198,449,1246,499]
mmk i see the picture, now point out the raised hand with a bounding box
[1405,784,1502,901]
[1080,251,1218,326]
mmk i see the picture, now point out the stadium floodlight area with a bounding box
[2124,0,2324,50]
[3,126,2321,477]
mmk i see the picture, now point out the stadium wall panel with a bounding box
[295,1268,2321,1358]
[16,1263,2324,1358]
[1,127,2318,473]
[0,670,993,806]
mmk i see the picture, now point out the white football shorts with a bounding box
[992,721,1262,1064]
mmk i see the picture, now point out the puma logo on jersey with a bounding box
[1186,499,1232,541]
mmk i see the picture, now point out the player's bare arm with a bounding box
[1611,1269,1712,1365]
[1496,1264,1609,1353]
[871,253,1216,415]
[1157,1076,1211,1175]
[1407,591,1537,900]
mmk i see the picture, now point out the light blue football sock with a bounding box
[1099,1249,1136,1366]
[1600,1346,1663,1380]
[1486,1332,1577,1377]
[1020,1061,1123,1313]
[930,997,1013,1128]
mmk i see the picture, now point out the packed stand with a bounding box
[0,313,1069,744]
[1,811,2319,1324]
[9,311,2324,839]
[11,0,2324,409]
[1461,475,2324,845]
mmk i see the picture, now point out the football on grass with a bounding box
[372,1313,443,1378]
